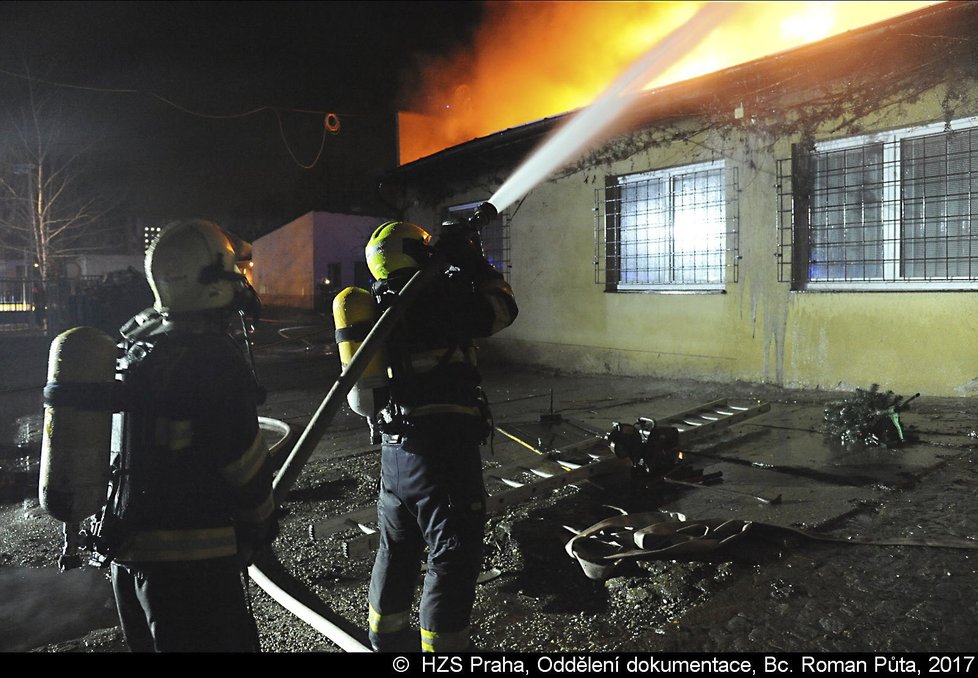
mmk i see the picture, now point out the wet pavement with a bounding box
[1,315,977,653]
[243,316,978,654]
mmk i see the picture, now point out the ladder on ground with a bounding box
[656,398,772,440]
[307,398,770,558]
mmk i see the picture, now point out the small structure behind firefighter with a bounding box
[39,219,278,652]
[332,202,518,652]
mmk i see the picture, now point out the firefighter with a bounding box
[362,219,518,652]
[102,219,276,652]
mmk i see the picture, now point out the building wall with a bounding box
[774,86,978,396]
[74,254,144,278]
[253,211,386,310]
[253,213,315,309]
[402,81,978,397]
[310,212,385,291]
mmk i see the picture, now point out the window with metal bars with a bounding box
[595,160,735,291]
[777,117,978,290]
[444,201,511,274]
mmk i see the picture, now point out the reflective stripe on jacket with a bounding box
[114,526,238,562]
[374,262,517,423]
[110,330,275,560]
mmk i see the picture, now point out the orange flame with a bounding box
[398,1,943,165]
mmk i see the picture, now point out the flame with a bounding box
[398,1,943,165]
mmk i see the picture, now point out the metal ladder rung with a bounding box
[656,399,771,446]
[310,506,377,539]
[483,456,630,514]
[487,459,564,480]
[487,458,567,487]
[314,399,770,557]
[486,467,525,480]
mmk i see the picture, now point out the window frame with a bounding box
[800,115,978,292]
[602,159,730,293]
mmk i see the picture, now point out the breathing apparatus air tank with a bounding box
[39,326,118,525]
[332,287,389,422]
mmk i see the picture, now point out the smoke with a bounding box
[0,565,118,651]
[400,1,692,163]
[398,1,942,164]
[490,2,736,213]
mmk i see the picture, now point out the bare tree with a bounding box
[0,81,112,280]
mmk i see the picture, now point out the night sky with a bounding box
[0,1,484,238]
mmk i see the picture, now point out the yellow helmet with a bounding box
[365,221,432,280]
[146,219,241,314]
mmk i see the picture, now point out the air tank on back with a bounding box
[39,326,117,524]
[332,287,389,426]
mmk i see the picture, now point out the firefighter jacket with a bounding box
[107,328,275,563]
[373,258,518,433]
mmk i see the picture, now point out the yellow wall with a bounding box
[405,85,978,397]
[784,292,978,395]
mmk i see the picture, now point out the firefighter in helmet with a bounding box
[351,217,518,652]
[103,219,276,652]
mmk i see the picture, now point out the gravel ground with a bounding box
[3,318,978,654]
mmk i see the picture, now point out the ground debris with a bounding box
[823,384,919,450]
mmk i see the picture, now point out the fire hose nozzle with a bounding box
[468,201,498,229]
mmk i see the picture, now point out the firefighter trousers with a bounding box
[368,425,487,652]
[111,556,259,652]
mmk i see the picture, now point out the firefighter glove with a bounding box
[436,227,484,271]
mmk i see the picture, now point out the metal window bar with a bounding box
[901,129,978,279]
[778,127,978,287]
[594,164,738,289]
[776,156,796,284]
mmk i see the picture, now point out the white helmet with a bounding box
[146,219,243,315]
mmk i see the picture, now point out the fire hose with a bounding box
[270,251,447,503]
[249,203,497,652]
[248,0,737,635]
[248,261,438,652]
[249,417,377,652]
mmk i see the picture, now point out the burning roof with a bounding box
[386,1,974,191]
[397,2,944,165]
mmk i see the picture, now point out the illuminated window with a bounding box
[597,160,732,291]
[778,117,978,290]
[444,202,511,274]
